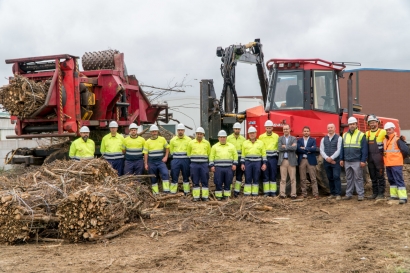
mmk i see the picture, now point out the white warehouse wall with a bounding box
[159,95,263,137]
[0,116,38,170]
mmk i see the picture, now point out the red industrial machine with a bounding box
[246,58,400,143]
[4,50,168,165]
[200,40,400,145]
[200,40,402,193]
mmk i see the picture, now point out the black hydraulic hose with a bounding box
[219,46,239,115]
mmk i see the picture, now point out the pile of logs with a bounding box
[0,75,49,117]
[0,159,154,244]
[57,184,144,242]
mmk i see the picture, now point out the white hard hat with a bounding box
[366,114,379,124]
[218,130,227,137]
[129,123,138,130]
[248,126,257,133]
[150,125,159,131]
[196,127,205,134]
[177,124,185,130]
[79,126,90,133]
[233,122,241,129]
[384,122,395,130]
[347,117,358,124]
[264,120,274,127]
[109,121,118,128]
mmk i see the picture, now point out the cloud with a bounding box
[1,0,409,99]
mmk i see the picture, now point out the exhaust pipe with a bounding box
[347,73,353,118]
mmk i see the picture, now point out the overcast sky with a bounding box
[1,0,409,100]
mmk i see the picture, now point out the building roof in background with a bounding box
[346,68,410,73]
[0,112,10,119]
[238,96,263,99]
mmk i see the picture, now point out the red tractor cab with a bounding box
[246,59,400,143]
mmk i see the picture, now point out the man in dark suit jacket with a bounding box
[297,126,319,199]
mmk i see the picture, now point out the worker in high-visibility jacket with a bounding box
[209,130,238,201]
[383,122,407,204]
[241,126,267,196]
[169,123,191,195]
[143,125,170,194]
[187,127,211,202]
[69,126,95,160]
[100,121,125,176]
[123,123,145,176]
[365,115,386,199]
[340,117,368,201]
[227,122,246,197]
[258,120,279,197]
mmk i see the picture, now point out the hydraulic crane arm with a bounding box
[216,39,268,115]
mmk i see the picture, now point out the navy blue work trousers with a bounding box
[107,158,124,176]
[244,161,261,185]
[214,166,233,192]
[190,162,209,188]
[124,159,144,176]
[171,158,190,183]
[324,160,341,196]
[148,160,169,184]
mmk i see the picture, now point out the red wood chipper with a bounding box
[4,50,169,165]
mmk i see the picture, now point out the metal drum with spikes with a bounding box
[81,49,119,71]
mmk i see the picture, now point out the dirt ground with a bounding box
[1,181,410,273]
[2,164,410,273]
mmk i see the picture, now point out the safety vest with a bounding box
[69,137,95,160]
[187,138,211,163]
[123,136,145,161]
[209,142,238,167]
[342,129,364,161]
[241,139,267,163]
[258,132,279,157]
[227,133,245,157]
[100,133,124,160]
[169,135,191,159]
[366,128,386,152]
[143,136,169,162]
[383,133,403,166]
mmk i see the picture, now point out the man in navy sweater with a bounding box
[297,126,318,199]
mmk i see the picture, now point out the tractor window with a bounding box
[271,71,304,109]
[313,70,337,113]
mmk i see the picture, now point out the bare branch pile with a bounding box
[0,159,154,244]
[0,75,49,117]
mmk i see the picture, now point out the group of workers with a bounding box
[69,115,408,204]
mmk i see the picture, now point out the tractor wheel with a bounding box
[316,155,369,196]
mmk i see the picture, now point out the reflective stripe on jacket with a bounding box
[100,133,124,160]
[209,142,238,167]
[169,135,191,159]
[69,138,95,160]
[143,136,169,162]
[227,134,246,157]
[383,133,403,166]
[258,132,279,157]
[341,129,367,162]
[187,138,211,163]
[241,139,267,163]
[123,136,145,161]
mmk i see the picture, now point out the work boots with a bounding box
[368,194,378,199]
